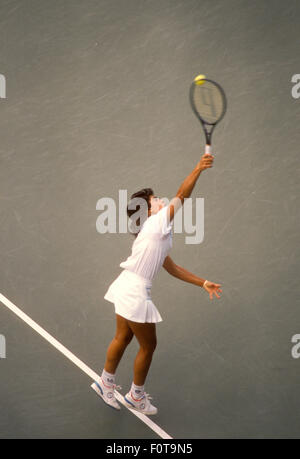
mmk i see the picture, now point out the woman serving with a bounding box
[91,152,222,415]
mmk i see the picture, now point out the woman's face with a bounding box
[149,195,165,215]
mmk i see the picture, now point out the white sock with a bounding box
[131,382,145,399]
[101,369,115,386]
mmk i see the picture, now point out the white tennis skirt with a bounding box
[104,269,163,323]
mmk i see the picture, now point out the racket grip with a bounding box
[205,145,212,155]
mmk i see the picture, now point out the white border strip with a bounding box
[0,293,173,439]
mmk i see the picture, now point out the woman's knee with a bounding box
[140,338,157,355]
[114,332,133,347]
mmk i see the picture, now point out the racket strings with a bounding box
[192,81,225,124]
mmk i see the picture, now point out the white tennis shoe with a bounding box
[91,377,122,411]
[124,390,158,415]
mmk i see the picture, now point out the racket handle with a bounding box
[205,145,212,155]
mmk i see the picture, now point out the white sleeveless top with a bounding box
[119,205,173,281]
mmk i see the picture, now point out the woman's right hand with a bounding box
[199,153,214,171]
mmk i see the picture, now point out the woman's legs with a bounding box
[127,320,157,386]
[103,314,157,386]
[99,314,157,413]
[104,314,134,374]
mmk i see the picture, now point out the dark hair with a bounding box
[127,188,154,237]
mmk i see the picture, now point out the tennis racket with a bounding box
[189,75,227,155]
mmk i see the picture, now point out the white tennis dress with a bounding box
[104,205,174,323]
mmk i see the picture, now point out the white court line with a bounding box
[0,293,173,440]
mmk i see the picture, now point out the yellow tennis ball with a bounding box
[194,74,206,85]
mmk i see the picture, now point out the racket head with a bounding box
[189,78,227,126]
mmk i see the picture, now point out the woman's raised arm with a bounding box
[167,153,214,221]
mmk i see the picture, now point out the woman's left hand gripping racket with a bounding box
[189,74,227,155]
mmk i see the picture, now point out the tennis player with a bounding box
[91,153,222,414]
